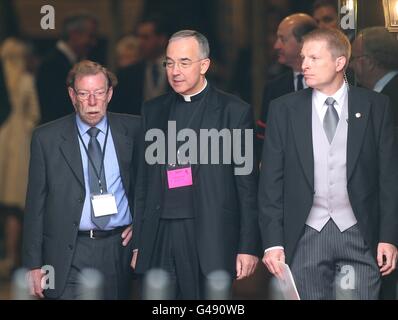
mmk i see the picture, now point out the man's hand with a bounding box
[236,254,259,280]
[262,249,285,278]
[121,225,132,246]
[27,269,45,299]
[377,242,397,276]
[131,250,138,270]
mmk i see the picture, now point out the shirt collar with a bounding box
[373,70,398,93]
[76,114,108,137]
[293,71,307,89]
[56,40,78,64]
[293,71,303,78]
[313,81,347,110]
[180,79,208,102]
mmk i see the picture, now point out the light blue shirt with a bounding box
[76,114,132,230]
[373,70,398,93]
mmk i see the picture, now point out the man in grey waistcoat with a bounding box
[259,28,398,300]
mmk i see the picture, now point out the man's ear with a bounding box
[200,58,210,75]
[107,87,113,103]
[68,87,77,110]
[336,56,347,73]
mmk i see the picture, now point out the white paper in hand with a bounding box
[275,261,300,300]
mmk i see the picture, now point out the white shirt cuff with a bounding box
[264,246,284,254]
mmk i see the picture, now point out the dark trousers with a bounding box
[59,233,133,300]
[150,218,205,299]
[291,220,380,300]
[380,270,398,300]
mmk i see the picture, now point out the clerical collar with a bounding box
[180,79,208,102]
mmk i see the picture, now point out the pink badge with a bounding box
[167,167,193,189]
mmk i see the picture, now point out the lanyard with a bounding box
[77,123,110,193]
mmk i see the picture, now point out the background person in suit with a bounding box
[110,15,169,116]
[37,14,98,124]
[131,30,260,299]
[256,13,317,155]
[259,28,398,300]
[350,26,398,299]
[350,27,398,127]
[23,60,140,299]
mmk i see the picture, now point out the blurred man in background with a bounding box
[37,14,98,124]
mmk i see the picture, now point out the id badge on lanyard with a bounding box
[91,193,118,217]
[166,150,193,189]
[77,123,118,217]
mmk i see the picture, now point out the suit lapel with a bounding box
[59,115,85,188]
[346,87,371,182]
[286,70,295,92]
[157,93,174,185]
[108,113,133,192]
[290,89,314,190]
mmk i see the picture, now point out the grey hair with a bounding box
[169,30,210,59]
[358,27,398,70]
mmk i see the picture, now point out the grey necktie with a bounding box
[323,97,339,144]
[296,74,304,91]
[87,127,110,229]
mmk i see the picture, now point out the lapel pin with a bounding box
[355,113,361,118]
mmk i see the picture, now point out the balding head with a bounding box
[274,13,318,71]
[281,14,319,42]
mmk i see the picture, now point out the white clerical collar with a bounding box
[180,79,208,102]
[56,40,78,64]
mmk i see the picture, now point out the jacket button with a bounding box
[156,205,161,210]
[73,221,78,227]
[68,245,74,250]
[78,197,83,203]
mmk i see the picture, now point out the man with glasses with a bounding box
[23,60,141,299]
[131,30,260,299]
[350,27,398,128]
[350,26,398,300]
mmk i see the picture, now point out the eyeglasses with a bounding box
[74,88,108,101]
[163,59,203,69]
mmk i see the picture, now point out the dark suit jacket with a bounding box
[132,85,260,276]
[381,74,398,127]
[110,61,146,116]
[259,70,294,125]
[256,70,294,156]
[22,112,140,298]
[110,61,171,116]
[259,86,398,263]
[36,48,73,124]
